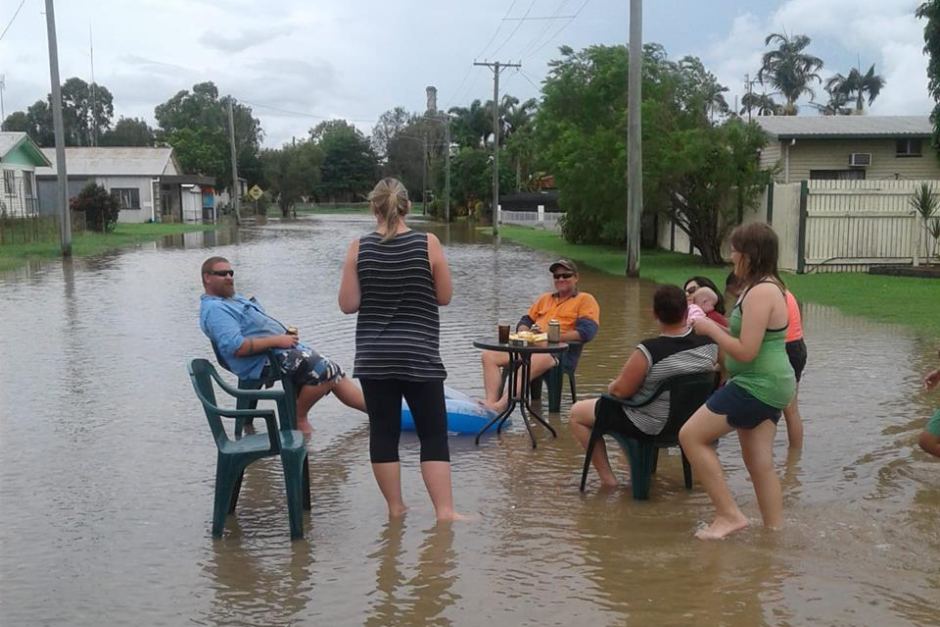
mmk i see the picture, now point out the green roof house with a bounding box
[0,132,51,217]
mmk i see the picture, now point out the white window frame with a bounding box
[2,169,14,196]
[111,187,141,210]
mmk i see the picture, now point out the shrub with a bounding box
[70,183,121,232]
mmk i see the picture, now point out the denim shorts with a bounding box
[706,381,781,430]
[275,347,345,387]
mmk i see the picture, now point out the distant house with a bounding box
[34,147,217,223]
[755,115,940,183]
[0,132,52,217]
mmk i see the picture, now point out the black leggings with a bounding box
[359,378,450,464]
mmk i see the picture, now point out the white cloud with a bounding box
[704,0,932,116]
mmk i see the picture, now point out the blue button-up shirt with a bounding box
[199,294,309,380]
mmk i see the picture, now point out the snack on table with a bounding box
[509,331,548,343]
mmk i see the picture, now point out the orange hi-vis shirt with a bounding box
[524,291,600,338]
[785,291,803,342]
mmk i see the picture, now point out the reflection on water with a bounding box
[0,215,937,625]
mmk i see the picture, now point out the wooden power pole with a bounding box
[44,0,70,257]
[227,99,241,225]
[475,60,520,235]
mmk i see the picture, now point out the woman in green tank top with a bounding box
[678,222,796,540]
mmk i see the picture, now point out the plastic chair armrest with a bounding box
[215,408,281,451]
[209,367,287,401]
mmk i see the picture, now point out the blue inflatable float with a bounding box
[401,386,505,435]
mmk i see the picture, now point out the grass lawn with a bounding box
[0,223,219,273]
[286,203,372,215]
[497,225,940,339]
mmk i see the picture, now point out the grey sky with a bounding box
[0,0,932,147]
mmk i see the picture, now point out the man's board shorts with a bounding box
[926,409,940,437]
[273,347,345,388]
[706,381,782,429]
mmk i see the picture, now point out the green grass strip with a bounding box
[0,223,218,273]
[497,225,940,339]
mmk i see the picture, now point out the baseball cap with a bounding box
[549,258,578,274]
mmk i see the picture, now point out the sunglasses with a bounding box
[685,286,697,295]
[553,272,574,280]
[207,270,234,277]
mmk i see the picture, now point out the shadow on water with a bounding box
[0,214,937,625]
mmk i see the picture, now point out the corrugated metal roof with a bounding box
[35,147,175,176]
[755,115,932,139]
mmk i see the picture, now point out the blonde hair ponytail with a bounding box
[368,177,410,241]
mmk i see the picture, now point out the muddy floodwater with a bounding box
[1,215,937,626]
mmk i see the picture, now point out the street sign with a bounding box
[247,185,264,201]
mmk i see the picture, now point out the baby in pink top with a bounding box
[691,286,728,327]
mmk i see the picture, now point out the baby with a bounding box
[690,286,728,327]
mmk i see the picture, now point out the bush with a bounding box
[70,183,121,232]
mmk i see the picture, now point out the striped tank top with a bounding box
[353,230,447,381]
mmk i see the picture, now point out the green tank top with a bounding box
[725,287,796,409]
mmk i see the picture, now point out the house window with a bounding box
[111,188,141,210]
[2,169,14,195]
[810,169,866,181]
[22,171,33,197]
[896,138,922,157]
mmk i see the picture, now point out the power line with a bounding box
[518,0,570,58]
[475,0,519,60]
[503,15,577,20]
[517,68,544,92]
[490,0,538,58]
[525,0,591,60]
[0,0,28,42]
[237,99,376,125]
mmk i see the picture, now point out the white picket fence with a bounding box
[499,205,563,231]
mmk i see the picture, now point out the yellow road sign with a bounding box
[247,185,264,201]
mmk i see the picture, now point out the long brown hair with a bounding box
[368,177,410,242]
[729,222,785,290]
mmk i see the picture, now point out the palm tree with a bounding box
[740,92,780,116]
[757,32,824,115]
[810,78,853,115]
[447,100,491,149]
[827,64,886,113]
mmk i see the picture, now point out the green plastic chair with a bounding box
[529,341,582,412]
[188,358,309,539]
[579,371,717,500]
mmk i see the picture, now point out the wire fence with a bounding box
[0,213,86,246]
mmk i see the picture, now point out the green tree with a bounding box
[825,65,886,113]
[740,92,779,116]
[100,117,155,146]
[309,120,377,202]
[447,99,491,148]
[70,182,120,232]
[155,82,263,191]
[260,140,324,217]
[757,33,824,115]
[371,107,417,160]
[917,1,940,160]
[1,77,113,146]
[448,146,512,218]
[1,111,30,133]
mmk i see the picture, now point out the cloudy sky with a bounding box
[0,0,933,147]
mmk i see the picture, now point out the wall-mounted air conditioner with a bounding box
[849,153,872,167]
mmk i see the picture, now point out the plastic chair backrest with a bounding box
[188,358,228,444]
[657,372,717,440]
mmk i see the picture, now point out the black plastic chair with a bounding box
[579,371,717,500]
[189,359,309,539]
[209,341,311,511]
[529,341,583,412]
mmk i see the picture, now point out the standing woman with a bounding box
[679,223,795,540]
[338,178,463,522]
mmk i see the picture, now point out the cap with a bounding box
[549,258,578,274]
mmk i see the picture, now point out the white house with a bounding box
[0,132,52,217]
[34,146,217,223]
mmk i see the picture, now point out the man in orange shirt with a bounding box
[481,259,600,412]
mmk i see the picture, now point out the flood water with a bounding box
[1,214,938,626]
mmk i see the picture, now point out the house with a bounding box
[34,146,217,223]
[755,115,939,183]
[0,132,52,217]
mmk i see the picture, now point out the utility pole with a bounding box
[444,115,451,223]
[89,25,97,147]
[44,0,70,257]
[745,73,752,122]
[626,0,642,276]
[0,74,5,125]
[227,99,241,225]
[422,127,428,216]
[475,60,520,235]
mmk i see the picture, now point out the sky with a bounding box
[0,0,933,148]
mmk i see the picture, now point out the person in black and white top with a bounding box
[570,285,718,489]
[338,177,466,522]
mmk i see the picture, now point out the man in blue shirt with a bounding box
[199,256,365,436]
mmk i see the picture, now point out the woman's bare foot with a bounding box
[694,514,749,540]
[436,510,477,522]
[388,504,408,518]
[598,476,619,489]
